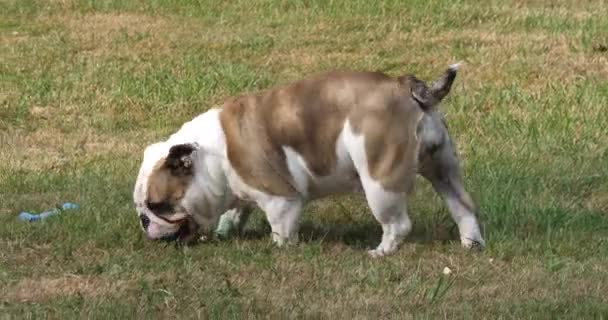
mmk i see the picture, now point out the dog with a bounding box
[133,64,485,257]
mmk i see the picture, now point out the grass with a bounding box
[1,0,608,318]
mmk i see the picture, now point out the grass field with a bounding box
[1,0,608,318]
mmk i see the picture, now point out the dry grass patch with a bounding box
[65,13,174,58]
[1,243,56,276]
[214,250,608,317]
[423,30,607,87]
[59,12,245,62]
[0,127,149,171]
[2,275,131,303]
[585,190,608,212]
[258,24,606,89]
[0,30,32,46]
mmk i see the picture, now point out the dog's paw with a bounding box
[368,246,396,258]
[367,249,386,258]
[271,232,299,247]
[461,237,485,251]
[271,233,287,247]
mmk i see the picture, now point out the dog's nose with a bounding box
[139,215,150,230]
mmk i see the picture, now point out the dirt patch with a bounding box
[2,275,131,303]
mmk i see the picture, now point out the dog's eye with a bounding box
[146,201,173,215]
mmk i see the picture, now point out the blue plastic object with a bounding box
[18,202,80,222]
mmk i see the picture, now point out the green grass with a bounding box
[1,0,608,318]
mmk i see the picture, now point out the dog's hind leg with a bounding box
[343,122,412,257]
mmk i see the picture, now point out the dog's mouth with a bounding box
[156,212,188,225]
[176,217,199,242]
[157,216,199,243]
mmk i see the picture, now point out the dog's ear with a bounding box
[402,63,460,111]
[165,143,197,176]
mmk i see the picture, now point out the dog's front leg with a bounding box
[258,197,302,246]
[420,143,485,250]
[219,205,253,236]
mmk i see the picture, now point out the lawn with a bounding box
[1,0,608,318]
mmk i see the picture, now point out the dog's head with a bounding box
[410,65,462,169]
[133,142,203,242]
[394,63,461,158]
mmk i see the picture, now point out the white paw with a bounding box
[368,245,397,258]
[367,249,386,258]
[368,238,402,258]
[271,233,299,247]
[272,233,287,247]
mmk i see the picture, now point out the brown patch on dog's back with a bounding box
[221,96,298,197]
[221,71,424,196]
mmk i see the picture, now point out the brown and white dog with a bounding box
[133,64,485,257]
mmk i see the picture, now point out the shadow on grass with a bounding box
[238,220,460,250]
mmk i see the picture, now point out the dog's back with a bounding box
[220,71,423,197]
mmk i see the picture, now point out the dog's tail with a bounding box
[400,63,460,111]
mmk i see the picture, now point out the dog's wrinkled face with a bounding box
[133,142,200,242]
[416,109,461,177]
[417,111,448,155]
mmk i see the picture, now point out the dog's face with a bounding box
[418,111,448,155]
[133,142,201,242]
[417,109,461,175]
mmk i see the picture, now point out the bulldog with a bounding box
[133,64,485,257]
